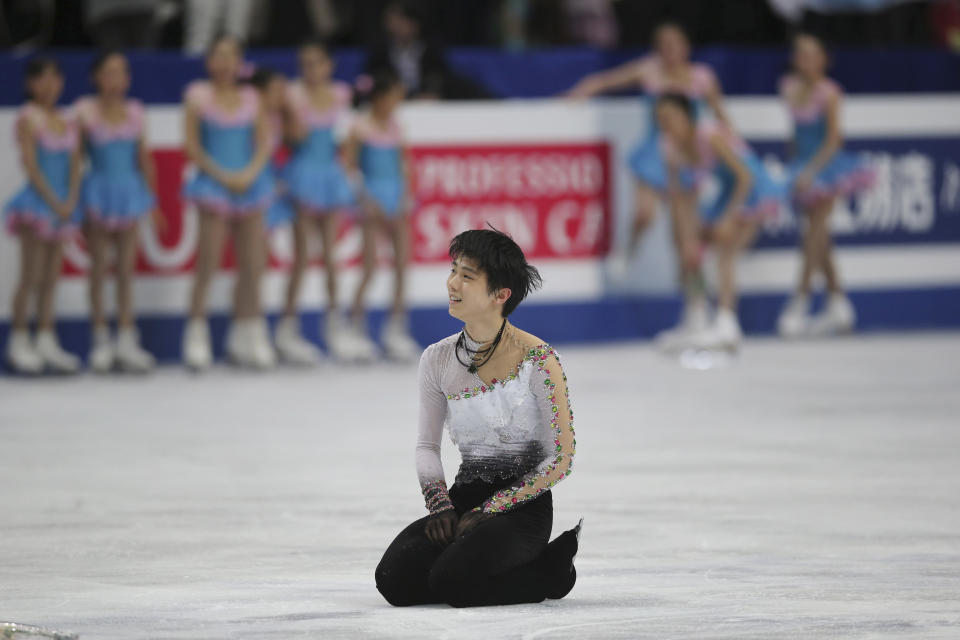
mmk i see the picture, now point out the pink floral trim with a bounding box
[356,116,402,148]
[288,81,351,129]
[6,211,77,240]
[16,104,78,152]
[477,346,576,514]
[86,208,148,230]
[642,57,717,98]
[781,76,841,124]
[74,96,144,144]
[422,479,454,514]
[186,193,273,217]
[793,166,876,206]
[185,81,259,127]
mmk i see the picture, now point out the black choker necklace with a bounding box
[456,319,507,374]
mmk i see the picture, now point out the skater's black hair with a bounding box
[299,36,331,57]
[90,49,126,75]
[656,92,695,121]
[449,227,542,317]
[355,68,403,107]
[246,66,283,91]
[24,57,62,102]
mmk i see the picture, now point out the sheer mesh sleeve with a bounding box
[415,344,454,514]
[479,346,575,513]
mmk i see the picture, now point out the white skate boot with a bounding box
[116,326,155,373]
[655,300,710,353]
[248,318,277,370]
[692,307,743,352]
[348,316,379,363]
[275,316,320,366]
[809,293,856,336]
[35,329,80,374]
[381,314,421,361]
[89,325,115,373]
[182,317,212,371]
[777,293,811,339]
[5,329,43,374]
[323,313,360,362]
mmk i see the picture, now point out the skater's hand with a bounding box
[455,509,494,539]
[425,509,458,547]
[55,199,73,222]
[223,170,254,194]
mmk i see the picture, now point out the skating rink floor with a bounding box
[2,332,959,639]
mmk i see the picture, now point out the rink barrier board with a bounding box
[1,98,959,368]
[1,285,959,370]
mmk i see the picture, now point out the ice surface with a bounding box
[1,333,959,639]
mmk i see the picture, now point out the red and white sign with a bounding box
[411,143,612,262]
[64,142,612,276]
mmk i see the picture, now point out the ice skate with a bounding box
[35,329,80,374]
[381,314,420,361]
[275,316,320,366]
[115,326,155,373]
[777,293,811,339]
[809,293,856,336]
[182,317,212,371]
[89,325,115,373]
[5,329,43,375]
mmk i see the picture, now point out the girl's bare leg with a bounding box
[36,238,64,331]
[317,211,340,311]
[86,223,109,331]
[387,216,410,317]
[11,227,41,330]
[115,226,139,329]
[188,210,228,319]
[284,211,311,319]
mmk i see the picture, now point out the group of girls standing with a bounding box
[571,24,874,351]
[4,36,419,375]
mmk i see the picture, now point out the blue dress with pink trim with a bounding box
[627,58,719,192]
[781,75,874,206]
[263,112,295,230]
[284,81,354,215]
[181,81,274,216]
[76,97,155,229]
[3,103,83,239]
[667,122,784,224]
[357,116,406,218]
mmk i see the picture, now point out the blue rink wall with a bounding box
[0,49,958,367]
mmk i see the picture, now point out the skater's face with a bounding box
[93,53,130,98]
[793,35,827,79]
[28,65,64,107]
[372,84,405,118]
[655,25,690,67]
[447,256,510,321]
[299,46,333,86]
[206,38,243,84]
[261,76,286,112]
[656,101,693,141]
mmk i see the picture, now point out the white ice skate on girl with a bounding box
[5,329,43,375]
[274,316,320,366]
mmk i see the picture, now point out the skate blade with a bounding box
[676,346,738,370]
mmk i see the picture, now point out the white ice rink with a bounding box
[2,333,959,639]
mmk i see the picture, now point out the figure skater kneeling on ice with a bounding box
[375,228,582,607]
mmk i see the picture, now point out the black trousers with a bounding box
[375,477,554,607]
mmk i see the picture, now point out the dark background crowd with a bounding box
[0,0,954,53]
